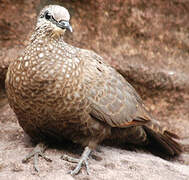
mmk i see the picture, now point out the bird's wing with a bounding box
[80,50,151,128]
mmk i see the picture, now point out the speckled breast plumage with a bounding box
[6,33,92,141]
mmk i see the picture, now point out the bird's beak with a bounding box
[58,21,73,33]
[67,24,73,33]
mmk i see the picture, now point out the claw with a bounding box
[22,142,52,172]
[61,146,92,175]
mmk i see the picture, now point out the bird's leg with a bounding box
[22,142,52,172]
[61,146,92,175]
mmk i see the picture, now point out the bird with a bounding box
[5,5,182,175]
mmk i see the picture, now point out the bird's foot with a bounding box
[22,142,52,172]
[61,146,91,175]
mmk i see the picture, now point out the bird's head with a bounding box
[36,5,72,38]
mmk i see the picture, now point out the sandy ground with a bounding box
[0,103,189,180]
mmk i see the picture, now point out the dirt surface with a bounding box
[0,0,189,179]
[0,104,189,180]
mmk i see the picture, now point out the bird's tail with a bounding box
[143,119,182,156]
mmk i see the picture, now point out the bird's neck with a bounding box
[30,26,65,44]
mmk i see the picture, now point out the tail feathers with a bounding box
[164,130,180,139]
[143,123,182,156]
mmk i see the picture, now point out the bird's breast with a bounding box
[6,43,87,120]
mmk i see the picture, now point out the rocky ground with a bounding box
[0,0,189,179]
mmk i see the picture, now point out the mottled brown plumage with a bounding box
[5,5,182,175]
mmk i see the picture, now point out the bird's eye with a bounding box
[44,11,52,20]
